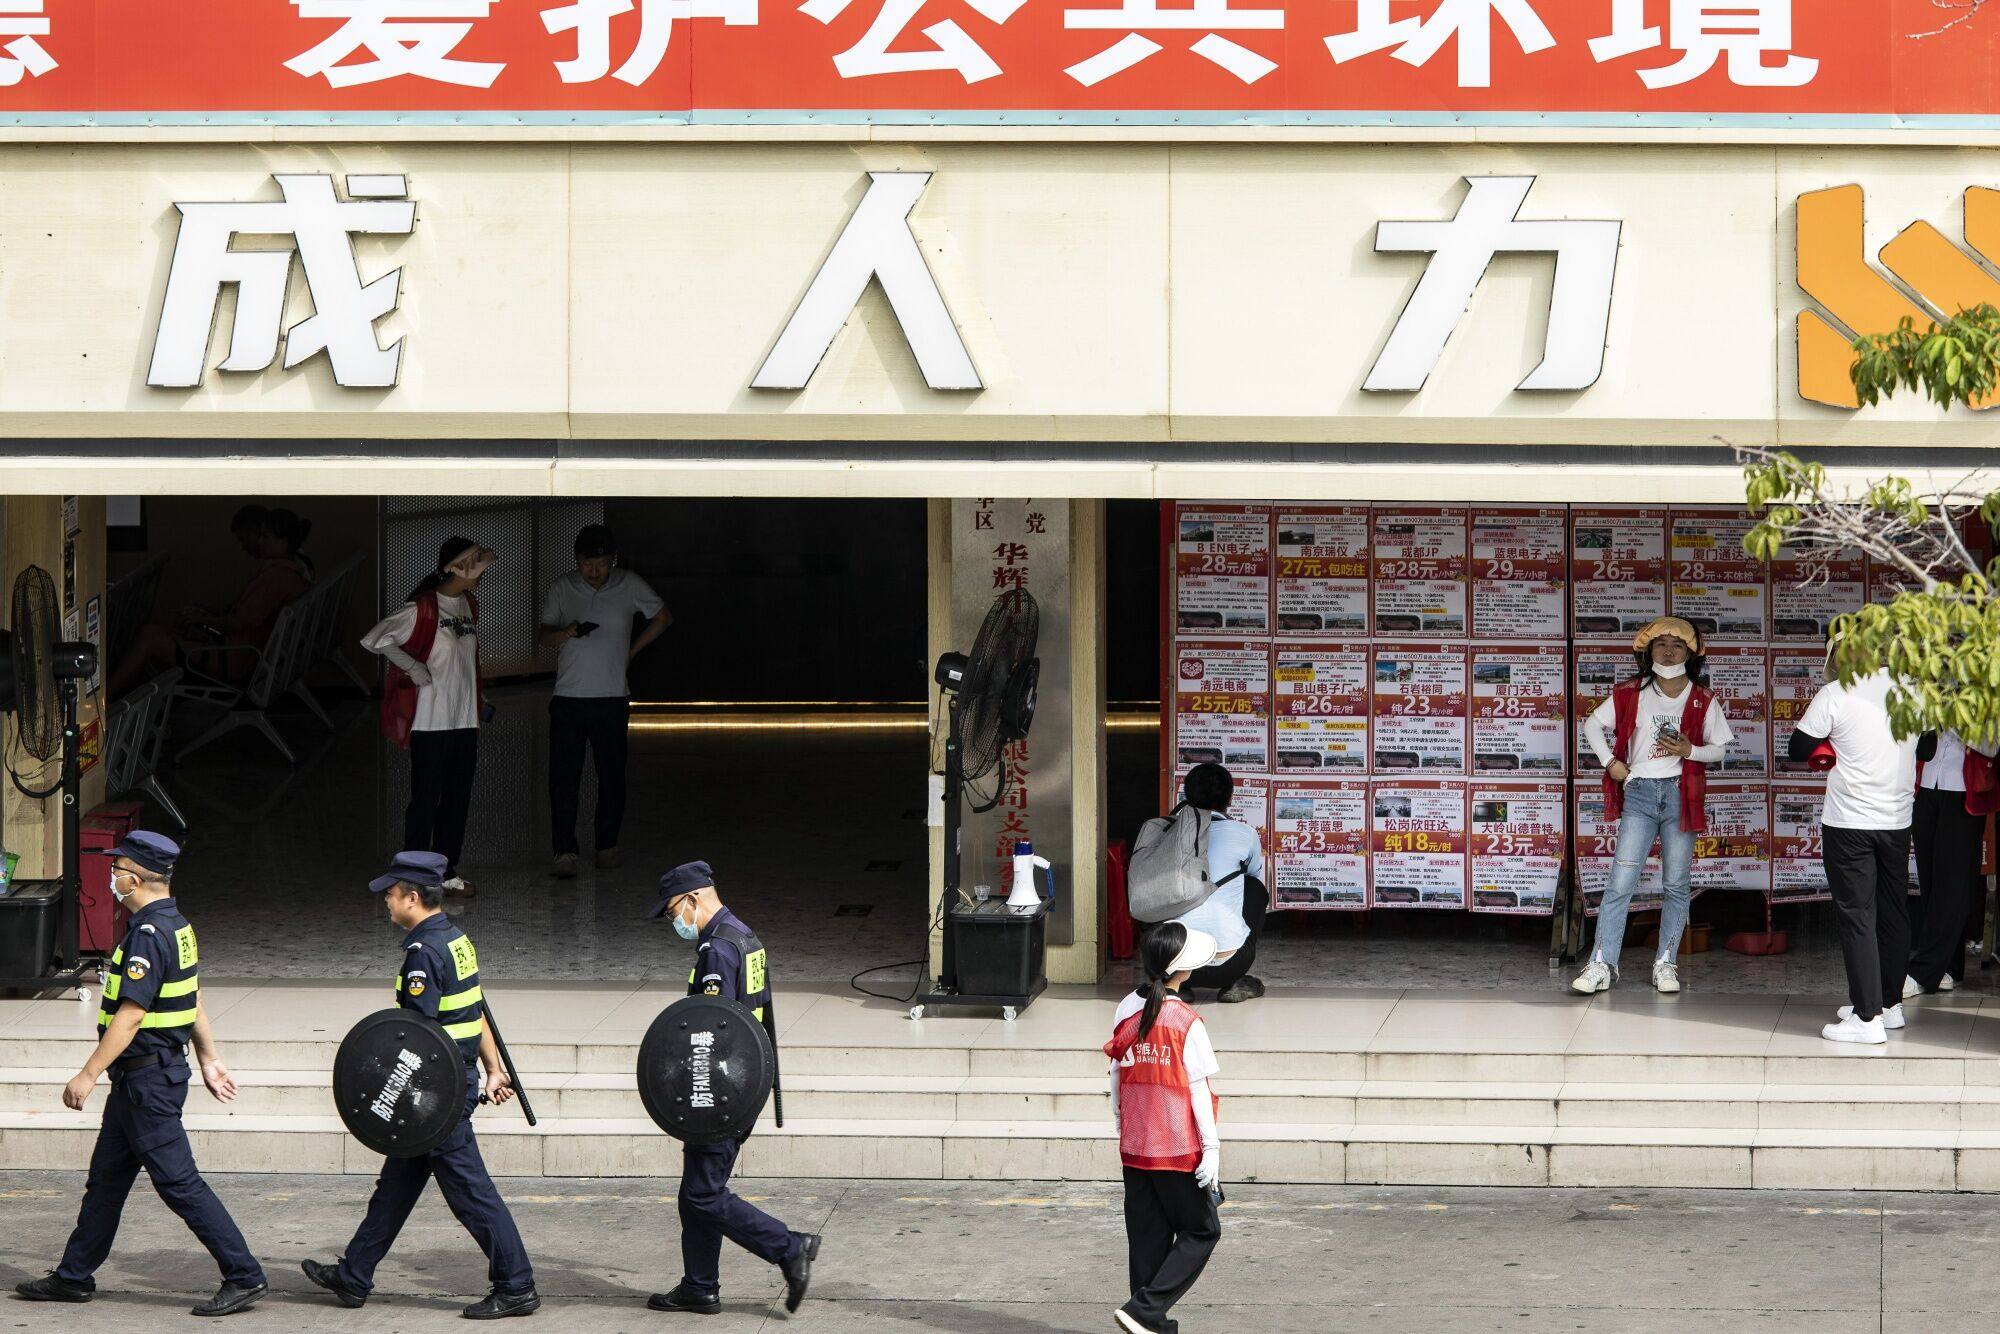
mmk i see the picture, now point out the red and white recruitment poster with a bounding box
[1273,644,1370,775]
[1570,507,1667,638]
[1172,640,1270,776]
[1869,553,1921,608]
[1275,507,1370,638]
[1575,783,1663,914]
[1692,781,1771,893]
[1471,507,1567,640]
[1704,646,1769,778]
[1369,780,1467,910]
[1572,646,1632,775]
[1771,542,1866,641]
[1372,644,1469,775]
[1371,507,1469,639]
[1226,775,1273,857]
[1469,780,1565,916]
[1669,510,1768,642]
[1769,648,1827,778]
[1270,779,1369,911]
[1470,644,1567,776]
[1173,504,1271,637]
[1770,783,1831,903]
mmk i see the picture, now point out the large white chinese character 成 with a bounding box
[799,0,1022,84]
[543,0,755,85]
[148,175,418,390]
[0,2,56,86]
[1064,0,1283,88]
[1326,0,1554,90]
[286,1,505,89]
[1589,0,1816,89]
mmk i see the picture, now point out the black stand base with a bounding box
[0,963,101,998]
[910,976,1048,1022]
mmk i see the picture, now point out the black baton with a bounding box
[483,1001,537,1127]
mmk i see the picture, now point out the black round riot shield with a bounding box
[333,1008,466,1159]
[636,995,776,1145]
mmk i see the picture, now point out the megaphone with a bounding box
[1006,840,1052,910]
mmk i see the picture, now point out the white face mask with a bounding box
[1653,661,1688,680]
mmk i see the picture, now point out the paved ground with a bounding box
[0,1171,1986,1331]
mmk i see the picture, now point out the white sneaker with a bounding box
[1941,974,1957,992]
[1822,1013,1888,1044]
[1652,960,1681,994]
[1839,1003,1905,1030]
[1570,961,1614,995]
[1903,975,1924,1000]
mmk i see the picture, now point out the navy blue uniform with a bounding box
[679,908,800,1298]
[55,899,264,1290]
[336,913,534,1298]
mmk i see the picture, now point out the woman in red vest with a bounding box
[1571,617,1734,996]
[1906,729,2000,996]
[1106,922,1223,1334]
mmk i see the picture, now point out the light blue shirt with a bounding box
[1172,813,1263,954]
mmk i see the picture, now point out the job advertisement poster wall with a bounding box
[1692,780,1771,893]
[1471,507,1566,641]
[1276,506,1370,637]
[1469,780,1566,915]
[1273,644,1370,775]
[1771,782,1831,903]
[1373,644,1468,775]
[1771,541,1866,642]
[1173,504,1271,637]
[1705,646,1769,778]
[1471,644,1567,776]
[1226,775,1274,859]
[1370,780,1468,910]
[1770,647,1827,778]
[1372,507,1468,639]
[1271,779,1369,911]
[1572,646,1631,775]
[1670,510,1768,643]
[1172,640,1270,775]
[1571,507,1667,638]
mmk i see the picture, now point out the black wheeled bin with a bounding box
[0,881,60,979]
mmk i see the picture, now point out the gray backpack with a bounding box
[1126,803,1245,924]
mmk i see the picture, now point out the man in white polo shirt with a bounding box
[538,525,670,879]
[1790,668,1922,1044]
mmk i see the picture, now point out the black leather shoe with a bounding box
[646,1284,721,1314]
[301,1259,366,1309]
[191,1280,268,1317]
[14,1274,92,1303]
[1217,980,1258,1003]
[1238,975,1266,999]
[781,1233,820,1313]
[463,1287,541,1319]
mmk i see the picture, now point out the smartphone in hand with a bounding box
[574,621,600,638]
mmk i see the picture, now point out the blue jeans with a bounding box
[1590,777,1695,974]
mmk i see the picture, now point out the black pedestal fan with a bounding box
[0,565,100,995]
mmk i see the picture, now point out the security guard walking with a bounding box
[14,832,269,1317]
[646,861,820,1315]
[302,851,541,1319]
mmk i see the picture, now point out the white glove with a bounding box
[1195,1149,1219,1191]
[405,662,433,686]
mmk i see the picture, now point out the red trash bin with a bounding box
[1106,839,1135,961]
[79,801,145,955]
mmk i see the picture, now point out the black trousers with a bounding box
[1824,824,1913,1021]
[406,728,479,875]
[1187,875,1268,993]
[1910,788,1986,991]
[679,1139,798,1296]
[548,696,631,856]
[1121,1166,1220,1328]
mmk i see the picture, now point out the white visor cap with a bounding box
[1168,929,1219,976]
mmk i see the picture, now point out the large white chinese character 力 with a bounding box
[1326,0,1554,90]
[1064,0,1283,88]
[0,2,56,86]
[286,1,505,89]
[148,175,418,390]
[1589,0,1816,89]
[543,0,755,85]
[800,0,1022,85]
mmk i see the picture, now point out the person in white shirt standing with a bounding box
[1571,618,1734,996]
[1905,727,1999,997]
[1790,668,1923,1044]
[536,525,670,879]
[362,538,495,899]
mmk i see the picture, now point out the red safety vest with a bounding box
[1105,995,1218,1174]
[1916,745,2000,818]
[1602,678,1714,837]
[378,590,482,750]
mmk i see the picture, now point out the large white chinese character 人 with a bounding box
[1064,0,1283,87]
[799,0,1022,84]
[0,2,55,86]
[286,1,505,89]
[149,175,419,390]
[1589,0,1816,89]
[543,0,755,85]
[1326,0,1554,90]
